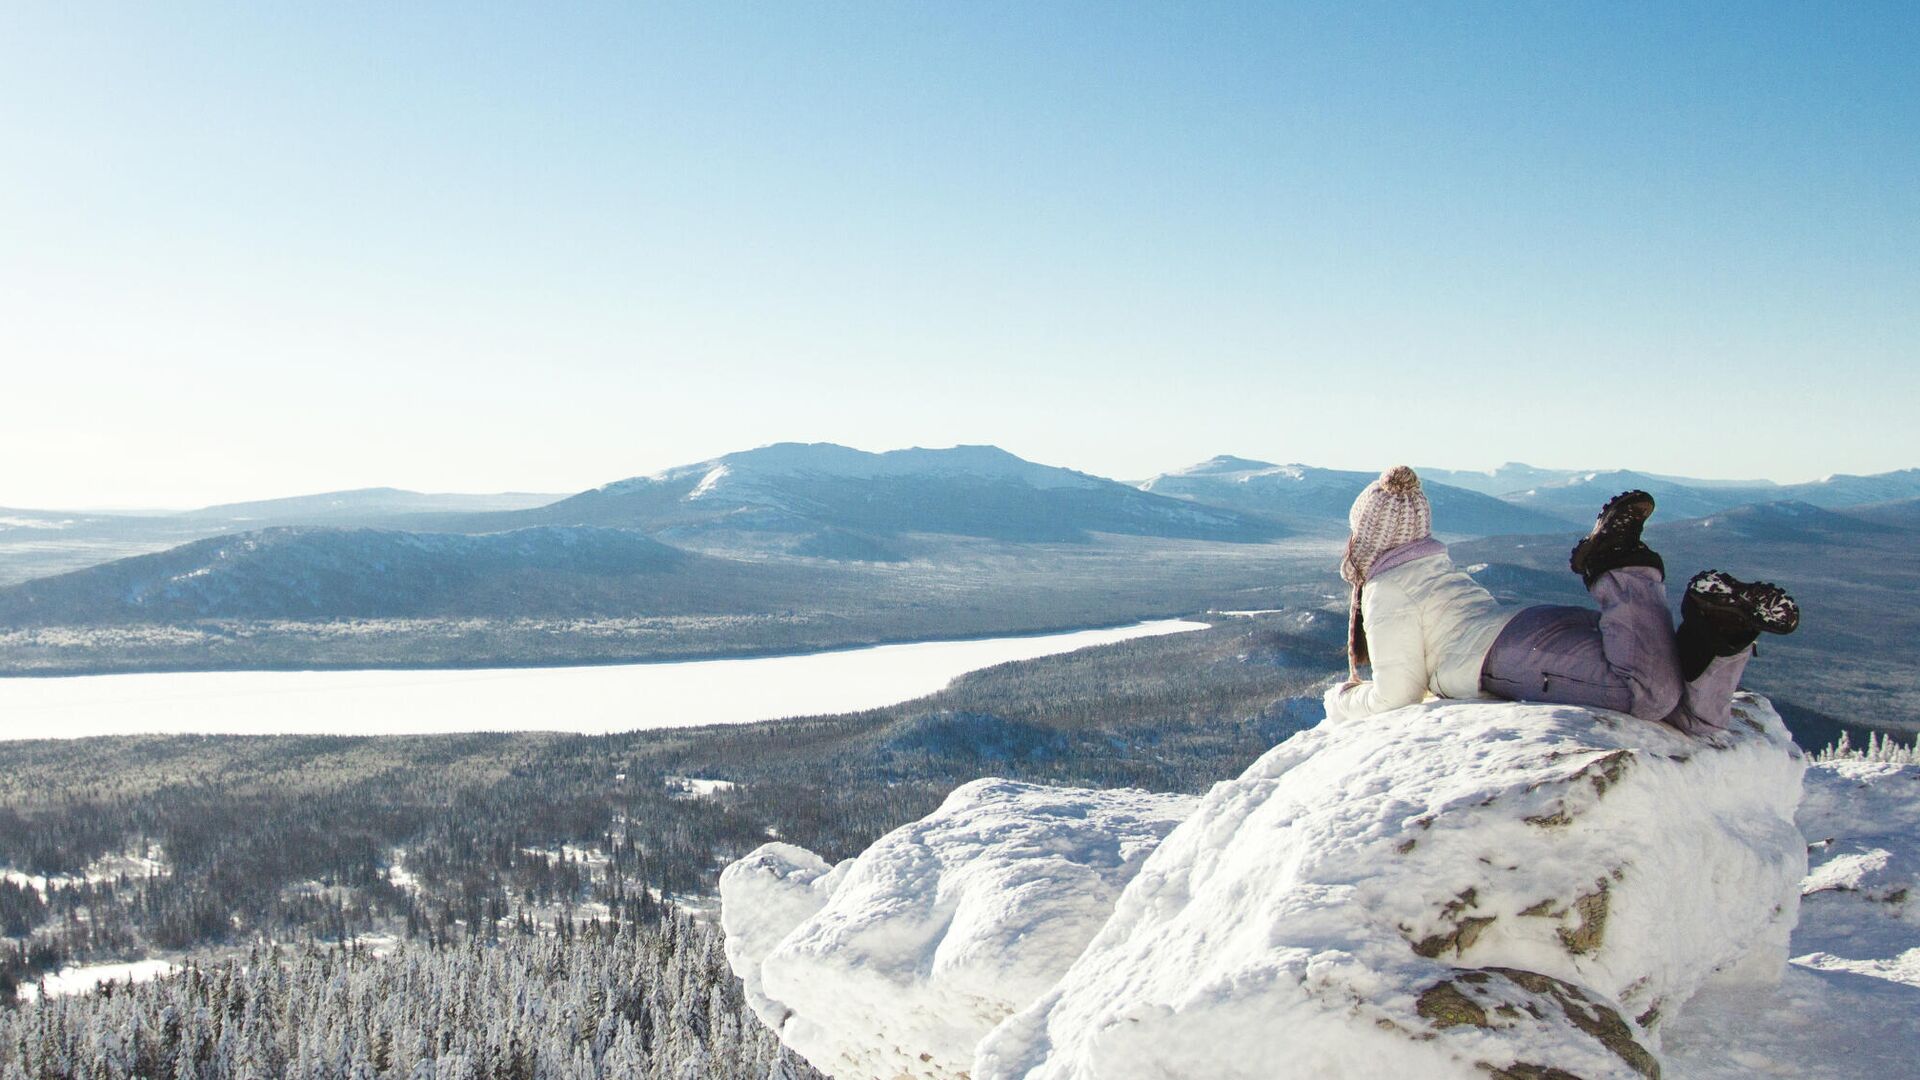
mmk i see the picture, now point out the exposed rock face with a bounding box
[719,779,1196,1080]
[724,695,1807,1080]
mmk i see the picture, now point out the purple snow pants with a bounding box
[1480,565,1751,735]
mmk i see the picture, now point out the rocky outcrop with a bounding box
[725,694,1808,1080]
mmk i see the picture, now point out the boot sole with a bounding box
[1688,571,1800,635]
[1570,490,1657,577]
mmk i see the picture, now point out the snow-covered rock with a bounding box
[726,694,1809,1080]
[979,694,1804,1080]
[719,779,1196,1080]
[719,842,853,1028]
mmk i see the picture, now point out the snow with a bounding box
[726,694,1815,1080]
[18,960,178,1001]
[720,843,851,1032]
[384,848,425,897]
[688,464,732,499]
[668,776,738,798]
[1,847,169,898]
[0,619,1207,740]
[721,781,1195,1080]
[1661,758,1920,1078]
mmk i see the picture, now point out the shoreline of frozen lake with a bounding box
[0,619,1208,740]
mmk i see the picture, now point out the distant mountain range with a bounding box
[1140,457,1580,537]
[1416,463,1782,496]
[439,443,1288,557]
[1468,467,1920,521]
[4,444,1918,647]
[0,525,824,624]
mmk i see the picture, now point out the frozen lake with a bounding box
[0,619,1208,740]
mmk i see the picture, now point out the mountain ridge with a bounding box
[0,525,825,624]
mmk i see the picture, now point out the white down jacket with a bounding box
[1325,549,1519,721]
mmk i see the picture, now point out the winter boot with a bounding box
[1675,570,1800,680]
[1569,490,1663,588]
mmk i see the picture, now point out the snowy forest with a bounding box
[0,619,1337,1074]
[1,913,821,1079]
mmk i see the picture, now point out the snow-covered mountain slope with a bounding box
[726,695,1812,1079]
[608,444,1108,496]
[1777,468,1920,510]
[1848,495,1920,530]
[1142,457,1579,537]
[515,444,1285,550]
[720,781,1195,1080]
[1675,500,1903,544]
[0,525,814,623]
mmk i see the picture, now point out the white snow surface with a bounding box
[719,843,852,1037]
[721,780,1196,1080]
[727,694,1812,1080]
[19,960,178,1001]
[1662,758,1920,1078]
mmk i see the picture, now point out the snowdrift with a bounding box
[723,694,1807,1080]
[1792,758,1920,984]
[1657,755,1920,1079]
[720,779,1195,1079]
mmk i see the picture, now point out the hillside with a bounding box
[486,443,1288,554]
[1847,495,1920,529]
[0,525,822,624]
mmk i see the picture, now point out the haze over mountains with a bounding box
[4,442,1918,732]
[182,487,563,522]
[0,488,567,585]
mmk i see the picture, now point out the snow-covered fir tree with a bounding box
[0,913,822,1080]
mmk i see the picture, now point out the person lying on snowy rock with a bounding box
[1324,466,1800,734]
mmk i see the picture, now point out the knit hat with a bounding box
[1341,465,1432,677]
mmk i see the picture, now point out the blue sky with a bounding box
[2,3,1914,507]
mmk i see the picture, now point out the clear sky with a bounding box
[2,3,1915,508]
